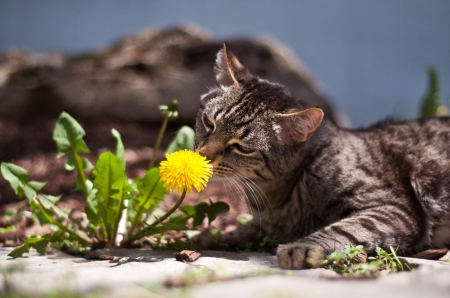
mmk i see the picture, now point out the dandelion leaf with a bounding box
[111,129,126,169]
[165,126,195,154]
[133,168,168,211]
[53,112,90,156]
[1,162,46,202]
[7,235,50,258]
[92,152,127,239]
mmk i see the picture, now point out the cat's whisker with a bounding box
[222,175,244,213]
[226,175,252,214]
[225,173,256,219]
[238,174,275,220]
[228,172,264,228]
[238,177,271,223]
[220,177,233,207]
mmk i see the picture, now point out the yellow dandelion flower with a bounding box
[159,149,213,193]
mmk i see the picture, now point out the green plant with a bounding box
[369,246,411,273]
[2,107,229,258]
[420,67,448,117]
[316,245,411,277]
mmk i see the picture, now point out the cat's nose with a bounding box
[196,145,217,163]
[196,146,212,160]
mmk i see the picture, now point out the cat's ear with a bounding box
[215,43,252,87]
[276,108,324,144]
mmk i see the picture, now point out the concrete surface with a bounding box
[1,247,449,298]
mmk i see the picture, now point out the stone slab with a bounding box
[1,247,449,298]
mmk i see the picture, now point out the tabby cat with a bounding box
[194,44,450,269]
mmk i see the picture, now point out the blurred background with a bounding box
[1,0,449,127]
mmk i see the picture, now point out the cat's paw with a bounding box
[277,242,325,269]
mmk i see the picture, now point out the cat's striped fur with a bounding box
[194,44,450,269]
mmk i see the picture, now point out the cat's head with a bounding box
[194,44,323,182]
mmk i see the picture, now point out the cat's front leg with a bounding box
[277,242,326,269]
[277,206,421,269]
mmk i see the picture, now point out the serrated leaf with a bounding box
[133,168,168,211]
[180,200,230,227]
[180,203,208,226]
[28,181,46,191]
[92,152,127,242]
[36,195,69,220]
[111,129,126,169]
[7,235,50,258]
[100,177,132,227]
[165,126,195,154]
[1,162,45,202]
[65,154,93,171]
[111,177,134,201]
[206,201,230,224]
[34,239,49,254]
[85,205,99,226]
[44,194,62,205]
[1,162,31,199]
[53,112,90,156]
[93,152,126,204]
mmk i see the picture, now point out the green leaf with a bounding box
[180,203,208,227]
[180,200,230,227]
[111,129,126,169]
[1,162,31,199]
[1,162,43,201]
[205,200,230,224]
[165,126,195,154]
[108,177,134,240]
[65,154,93,171]
[28,181,46,192]
[92,151,127,242]
[93,152,126,204]
[133,168,168,211]
[44,194,62,205]
[35,195,69,222]
[7,235,50,258]
[389,246,403,271]
[85,205,99,226]
[53,112,90,156]
[420,67,441,118]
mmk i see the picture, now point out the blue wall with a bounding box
[1,0,449,127]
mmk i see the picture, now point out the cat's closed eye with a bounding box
[202,114,215,132]
[228,142,256,155]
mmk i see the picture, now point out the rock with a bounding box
[0,24,339,125]
[174,250,201,262]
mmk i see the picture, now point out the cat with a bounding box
[194,44,450,269]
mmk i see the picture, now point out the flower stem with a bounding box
[121,189,186,246]
[149,114,169,169]
[150,189,186,227]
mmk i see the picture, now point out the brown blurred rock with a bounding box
[0,24,339,124]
